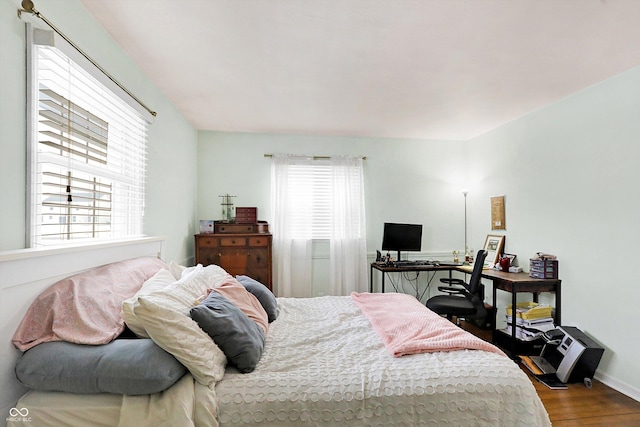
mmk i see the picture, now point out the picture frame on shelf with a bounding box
[503,253,517,264]
[483,234,505,268]
[199,220,214,233]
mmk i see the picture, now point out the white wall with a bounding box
[0,0,198,264]
[197,131,468,254]
[197,131,469,295]
[468,66,640,399]
[0,0,27,250]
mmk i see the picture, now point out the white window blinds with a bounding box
[27,27,149,246]
[287,161,332,239]
[271,155,366,241]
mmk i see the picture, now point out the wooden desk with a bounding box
[370,262,457,293]
[480,269,562,356]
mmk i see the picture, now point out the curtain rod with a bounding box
[18,0,157,118]
[264,154,367,160]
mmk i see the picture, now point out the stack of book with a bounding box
[506,316,555,340]
[505,302,555,341]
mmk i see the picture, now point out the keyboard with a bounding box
[438,261,464,266]
[393,260,432,266]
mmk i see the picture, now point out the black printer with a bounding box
[530,326,604,384]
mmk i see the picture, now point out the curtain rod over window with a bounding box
[18,0,157,120]
[264,154,367,160]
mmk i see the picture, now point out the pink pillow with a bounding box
[13,257,167,351]
[214,280,269,333]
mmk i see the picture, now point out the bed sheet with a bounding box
[215,296,551,426]
[10,374,217,427]
[7,390,122,427]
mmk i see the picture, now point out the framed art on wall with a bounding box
[491,195,506,230]
[483,234,505,268]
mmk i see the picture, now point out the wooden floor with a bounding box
[461,321,640,426]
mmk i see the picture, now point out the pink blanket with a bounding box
[351,292,505,357]
[13,257,166,351]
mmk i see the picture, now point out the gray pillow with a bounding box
[190,291,265,373]
[236,275,278,323]
[16,339,186,395]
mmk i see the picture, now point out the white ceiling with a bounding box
[79,0,640,141]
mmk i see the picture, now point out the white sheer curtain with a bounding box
[329,156,368,295]
[270,154,313,297]
[270,154,367,297]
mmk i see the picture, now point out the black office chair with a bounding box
[426,250,488,325]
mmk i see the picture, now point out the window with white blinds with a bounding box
[287,161,332,239]
[27,28,149,247]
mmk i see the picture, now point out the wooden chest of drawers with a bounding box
[194,232,272,290]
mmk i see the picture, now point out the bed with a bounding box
[7,256,551,427]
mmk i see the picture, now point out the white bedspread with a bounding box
[215,296,551,426]
[11,296,550,427]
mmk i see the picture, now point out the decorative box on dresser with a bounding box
[195,221,273,291]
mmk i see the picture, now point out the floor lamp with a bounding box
[463,190,469,264]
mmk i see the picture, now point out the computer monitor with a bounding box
[381,222,422,261]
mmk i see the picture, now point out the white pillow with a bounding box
[200,264,234,287]
[167,260,186,280]
[121,269,176,337]
[132,267,227,386]
[168,260,198,280]
[168,261,229,285]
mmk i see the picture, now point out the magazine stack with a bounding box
[505,302,555,341]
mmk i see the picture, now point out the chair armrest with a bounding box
[439,278,465,286]
[437,286,465,294]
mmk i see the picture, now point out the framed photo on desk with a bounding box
[483,234,505,268]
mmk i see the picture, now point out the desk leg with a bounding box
[370,264,373,293]
[556,281,561,325]
[382,271,385,293]
[511,289,517,356]
[492,283,497,311]
[492,284,498,343]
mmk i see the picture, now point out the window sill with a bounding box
[0,236,165,262]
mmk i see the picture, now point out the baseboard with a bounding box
[595,371,640,403]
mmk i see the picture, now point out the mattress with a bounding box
[215,296,551,426]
